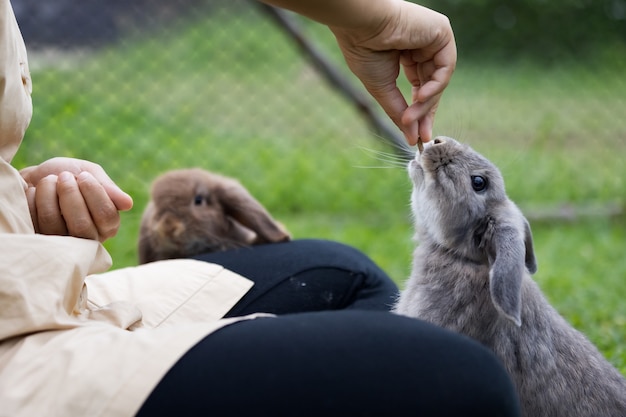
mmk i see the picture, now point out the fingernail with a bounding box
[59,171,74,183]
[77,171,93,182]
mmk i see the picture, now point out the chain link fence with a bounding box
[11,0,626,274]
[18,0,388,201]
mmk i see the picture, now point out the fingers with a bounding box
[370,81,434,145]
[398,44,456,144]
[30,172,122,242]
[76,171,122,240]
[379,5,457,145]
[34,174,69,237]
[401,93,441,144]
[21,158,132,241]
[365,81,418,146]
[20,157,133,212]
[409,45,457,104]
[339,28,455,145]
[77,161,133,211]
[57,172,100,240]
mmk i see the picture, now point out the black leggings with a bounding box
[194,239,401,315]
[137,240,520,417]
[137,311,519,416]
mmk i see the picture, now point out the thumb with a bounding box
[77,162,133,211]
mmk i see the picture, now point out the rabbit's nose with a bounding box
[433,137,446,145]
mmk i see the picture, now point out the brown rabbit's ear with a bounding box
[485,206,536,327]
[216,180,290,244]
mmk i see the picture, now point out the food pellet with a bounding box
[417,137,424,154]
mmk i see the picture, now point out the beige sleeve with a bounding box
[0,234,111,341]
[0,0,32,163]
[85,259,254,329]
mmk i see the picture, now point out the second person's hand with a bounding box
[330,1,457,146]
[260,0,457,146]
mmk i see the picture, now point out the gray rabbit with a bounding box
[138,168,290,264]
[394,137,626,416]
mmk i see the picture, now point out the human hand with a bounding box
[20,157,133,242]
[330,1,457,145]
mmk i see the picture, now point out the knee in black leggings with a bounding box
[193,239,400,316]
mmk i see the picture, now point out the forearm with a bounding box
[259,0,397,30]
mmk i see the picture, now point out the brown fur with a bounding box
[138,168,290,264]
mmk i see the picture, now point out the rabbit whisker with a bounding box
[357,145,412,165]
[367,131,417,159]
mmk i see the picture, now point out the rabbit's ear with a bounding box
[485,207,536,327]
[216,180,290,244]
[523,218,538,275]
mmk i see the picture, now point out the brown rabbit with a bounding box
[138,168,291,264]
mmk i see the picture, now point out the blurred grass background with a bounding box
[11,1,626,372]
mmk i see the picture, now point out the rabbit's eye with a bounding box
[471,175,488,192]
[194,195,204,205]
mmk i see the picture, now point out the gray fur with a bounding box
[394,137,626,416]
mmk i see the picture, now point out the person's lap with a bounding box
[192,239,400,316]
[137,310,520,417]
[137,240,521,416]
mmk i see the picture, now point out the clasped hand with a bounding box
[20,157,133,242]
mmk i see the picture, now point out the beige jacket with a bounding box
[0,1,257,416]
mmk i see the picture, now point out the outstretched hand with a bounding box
[330,1,457,145]
[20,157,133,242]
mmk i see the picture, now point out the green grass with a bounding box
[15,8,626,373]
